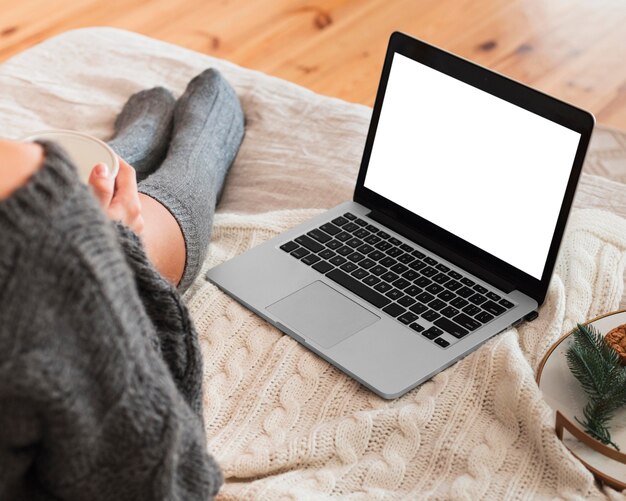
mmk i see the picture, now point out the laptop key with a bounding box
[398,296,416,307]
[402,270,419,281]
[482,300,506,316]
[379,257,396,267]
[400,243,413,253]
[410,303,428,315]
[422,326,443,340]
[392,278,410,290]
[370,265,386,276]
[377,230,390,239]
[422,309,441,322]
[357,243,374,254]
[374,282,392,293]
[355,218,368,227]
[291,247,309,259]
[461,277,475,287]
[332,216,349,226]
[388,237,402,246]
[383,303,406,318]
[421,266,438,277]
[346,237,362,248]
[326,239,342,250]
[499,298,515,309]
[475,311,494,323]
[363,275,381,286]
[335,231,351,242]
[365,234,382,245]
[343,212,356,220]
[457,286,474,298]
[425,283,444,294]
[409,260,426,271]
[366,224,379,232]
[432,273,450,284]
[280,241,298,252]
[441,306,459,318]
[438,290,455,302]
[295,235,324,253]
[326,269,392,309]
[468,293,488,305]
[329,255,347,266]
[452,313,481,331]
[351,268,368,279]
[375,241,392,251]
[435,263,450,272]
[423,257,437,266]
[343,222,359,232]
[347,252,365,262]
[409,322,424,332]
[354,229,370,239]
[385,289,403,301]
[320,222,341,235]
[405,285,421,297]
[444,279,462,291]
[434,338,450,348]
[308,228,331,243]
[412,249,425,258]
[319,249,335,260]
[473,284,488,294]
[359,258,376,269]
[313,261,334,274]
[391,263,408,274]
[450,297,468,308]
[414,277,432,288]
[381,271,399,283]
[397,253,415,264]
[416,291,434,303]
[337,246,353,256]
[302,254,321,265]
[486,291,501,302]
[386,247,403,258]
[434,317,469,338]
[463,304,481,316]
[369,250,386,261]
[398,311,418,325]
[429,299,447,311]
[341,262,358,273]
[448,270,462,280]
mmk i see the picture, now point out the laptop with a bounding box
[206,32,594,399]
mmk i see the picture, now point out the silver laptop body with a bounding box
[207,32,594,399]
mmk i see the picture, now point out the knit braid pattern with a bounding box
[185,208,626,500]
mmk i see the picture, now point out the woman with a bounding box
[0,68,244,500]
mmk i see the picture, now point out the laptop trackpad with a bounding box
[266,281,379,349]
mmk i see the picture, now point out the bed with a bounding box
[1,28,625,499]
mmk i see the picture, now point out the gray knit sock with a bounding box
[138,69,245,293]
[108,87,176,182]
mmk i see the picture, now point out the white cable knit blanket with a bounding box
[185,208,626,500]
[1,28,626,499]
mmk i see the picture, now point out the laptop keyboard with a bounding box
[278,212,516,348]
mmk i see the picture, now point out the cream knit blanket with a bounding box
[185,208,626,500]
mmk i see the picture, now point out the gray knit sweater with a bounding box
[0,142,222,500]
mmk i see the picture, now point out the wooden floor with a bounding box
[1,0,625,129]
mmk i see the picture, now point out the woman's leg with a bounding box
[138,193,186,286]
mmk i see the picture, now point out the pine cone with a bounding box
[605,323,626,365]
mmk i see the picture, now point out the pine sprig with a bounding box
[565,323,626,450]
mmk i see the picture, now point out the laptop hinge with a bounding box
[367,209,515,294]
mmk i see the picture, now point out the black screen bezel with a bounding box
[353,32,594,305]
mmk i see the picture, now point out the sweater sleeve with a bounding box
[0,141,222,501]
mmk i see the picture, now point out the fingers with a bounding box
[108,159,144,235]
[88,163,114,208]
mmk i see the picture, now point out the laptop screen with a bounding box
[363,53,582,280]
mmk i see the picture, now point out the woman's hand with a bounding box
[89,158,144,235]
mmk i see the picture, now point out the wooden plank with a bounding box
[0,0,625,129]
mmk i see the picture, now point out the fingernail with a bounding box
[95,163,109,178]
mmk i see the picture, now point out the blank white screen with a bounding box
[364,53,581,280]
